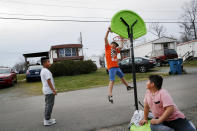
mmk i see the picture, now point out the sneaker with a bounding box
[127,86,133,91]
[108,95,113,104]
[49,118,56,123]
[44,119,56,126]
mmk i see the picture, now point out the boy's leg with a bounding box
[108,80,114,96]
[108,68,116,103]
[120,77,128,87]
[45,94,55,120]
[108,68,116,96]
[164,118,196,131]
[116,68,133,90]
[151,124,174,131]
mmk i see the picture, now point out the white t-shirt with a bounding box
[40,68,55,95]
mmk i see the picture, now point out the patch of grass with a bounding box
[17,74,26,81]
[183,60,197,67]
[12,68,168,96]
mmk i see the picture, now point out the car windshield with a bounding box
[29,65,43,70]
[0,68,10,74]
[164,49,177,55]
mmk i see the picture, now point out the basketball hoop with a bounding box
[113,36,130,49]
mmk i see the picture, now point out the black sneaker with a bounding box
[108,95,113,104]
[127,86,133,91]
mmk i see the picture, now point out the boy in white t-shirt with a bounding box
[40,57,57,126]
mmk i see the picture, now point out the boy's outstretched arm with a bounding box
[118,36,124,50]
[140,102,149,125]
[151,105,174,124]
[105,27,111,46]
[47,79,57,95]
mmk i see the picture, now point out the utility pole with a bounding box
[80,32,84,60]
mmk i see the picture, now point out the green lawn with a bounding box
[15,68,168,96]
[183,60,197,67]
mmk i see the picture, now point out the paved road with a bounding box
[0,73,197,131]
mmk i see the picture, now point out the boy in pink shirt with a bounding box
[140,75,195,131]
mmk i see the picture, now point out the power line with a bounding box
[0,0,115,11]
[0,17,110,22]
[0,0,183,12]
[0,12,111,19]
[0,16,196,23]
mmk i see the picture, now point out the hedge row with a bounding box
[49,60,97,76]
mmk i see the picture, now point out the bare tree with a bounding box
[149,23,167,38]
[99,53,105,68]
[13,57,26,74]
[179,22,193,42]
[180,0,197,41]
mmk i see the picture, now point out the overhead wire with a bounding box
[0,0,183,12]
[0,0,116,11]
[0,12,111,19]
[0,16,196,23]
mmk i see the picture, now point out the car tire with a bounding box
[11,79,15,86]
[157,60,162,67]
[106,69,109,74]
[15,77,17,83]
[26,78,30,82]
[139,66,146,73]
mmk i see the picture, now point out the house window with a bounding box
[59,48,78,57]
[65,48,71,56]
[72,48,77,56]
[164,43,168,49]
[59,49,64,57]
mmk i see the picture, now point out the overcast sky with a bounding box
[0,0,189,67]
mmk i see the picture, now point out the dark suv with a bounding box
[151,49,178,66]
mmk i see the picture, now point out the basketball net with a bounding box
[113,36,130,49]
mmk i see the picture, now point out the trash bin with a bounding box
[168,58,183,75]
[177,58,183,74]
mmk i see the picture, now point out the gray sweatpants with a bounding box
[45,94,55,120]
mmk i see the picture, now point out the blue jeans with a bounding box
[151,118,196,131]
[109,67,124,81]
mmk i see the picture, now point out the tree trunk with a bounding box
[193,21,197,39]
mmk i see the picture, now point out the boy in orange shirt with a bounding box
[105,27,133,104]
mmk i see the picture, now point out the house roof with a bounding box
[177,39,197,46]
[51,44,83,50]
[23,51,49,58]
[152,37,177,44]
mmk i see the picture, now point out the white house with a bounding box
[88,55,101,68]
[177,39,197,61]
[121,37,177,59]
[49,44,84,63]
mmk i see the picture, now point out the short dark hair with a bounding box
[41,57,49,65]
[149,75,163,90]
[111,41,119,47]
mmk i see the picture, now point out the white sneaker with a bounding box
[44,119,56,126]
[49,118,56,123]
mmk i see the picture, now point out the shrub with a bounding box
[49,60,97,77]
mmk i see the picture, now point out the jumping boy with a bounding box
[40,57,57,126]
[105,27,133,104]
[140,75,195,131]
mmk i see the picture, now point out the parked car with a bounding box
[0,67,17,87]
[26,65,43,82]
[150,49,178,66]
[118,57,156,73]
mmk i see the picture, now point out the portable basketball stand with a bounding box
[120,17,139,110]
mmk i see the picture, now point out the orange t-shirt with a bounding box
[105,44,120,69]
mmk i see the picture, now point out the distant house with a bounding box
[120,37,177,59]
[177,39,197,61]
[50,44,84,63]
[88,55,101,68]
